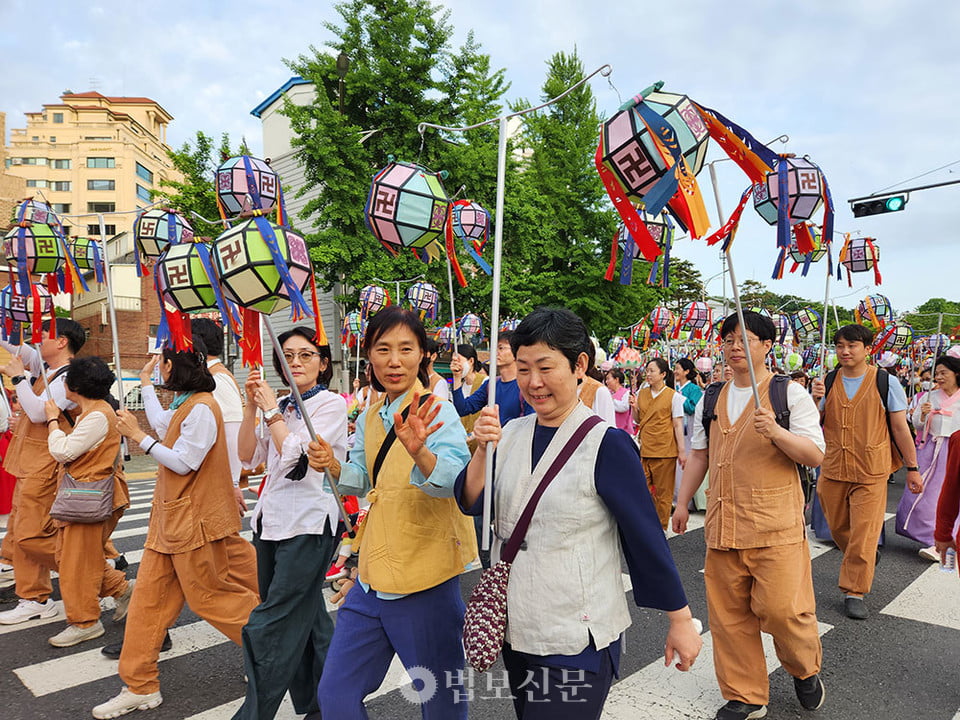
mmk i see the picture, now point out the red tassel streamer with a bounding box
[444,209,468,288]
[241,307,263,368]
[308,273,328,346]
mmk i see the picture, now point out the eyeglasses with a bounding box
[282,350,321,363]
[722,337,763,348]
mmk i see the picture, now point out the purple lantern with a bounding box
[405,281,439,319]
[359,285,390,315]
[216,156,280,216]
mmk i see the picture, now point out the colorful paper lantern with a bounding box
[499,318,519,332]
[459,313,483,338]
[787,225,827,276]
[134,208,194,260]
[838,236,881,285]
[785,351,803,372]
[344,310,365,336]
[435,324,455,349]
[876,351,900,368]
[216,155,280,216]
[925,334,950,354]
[359,285,390,315]
[608,336,628,355]
[405,281,439,319]
[649,306,675,336]
[748,306,772,318]
[873,324,913,353]
[753,157,824,226]
[364,160,450,252]
[155,243,218,313]
[673,301,712,339]
[771,313,792,344]
[14,199,58,226]
[4,222,66,277]
[0,283,53,325]
[855,293,893,328]
[70,237,98,271]
[792,308,821,338]
[212,218,312,315]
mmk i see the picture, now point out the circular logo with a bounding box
[399,665,438,705]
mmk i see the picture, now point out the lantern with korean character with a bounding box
[212,218,312,315]
[792,308,821,339]
[459,313,484,339]
[216,155,280,216]
[14,199,58,226]
[854,293,893,328]
[753,157,824,226]
[0,283,55,342]
[134,208,194,261]
[873,324,913,353]
[359,285,390,316]
[674,301,711,339]
[4,222,66,279]
[364,160,450,253]
[70,237,99,272]
[155,243,219,314]
[405,282,439,320]
[838,236,881,286]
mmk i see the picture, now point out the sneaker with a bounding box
[92,687,163,719]
[0,598,58,625]
[101,630,172,660]
[0,563,14,590]
[325,562,348,581]
[919,546,941,563]
[113,580,135,622]
[49,620,105,647]
[113,555,129,572]
[844,596,868,620]
[715,701,767,720]
[794,673,826,711]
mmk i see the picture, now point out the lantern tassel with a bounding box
[240,308,263,368]
[705,186,752,250]
[443,210,468,288]
[308,272,328,346]
[594,139,662,263]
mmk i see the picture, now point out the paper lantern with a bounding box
[459,313,483,337]
[216,155,280,216]
[344,310,365,336]
[695,357,713,373]
[608,336,628,355]
[876,351,900,368]
[212,218,312,315]
[925,334,950,354]
[499,318,520,332]
[772,313,792,344]
[359,285,390,315]
[435,325,455,349]
[364,160,450,252]
[855,293,893,327]
[616,346,643,368]
[792,308,821,338]
[674,301,711,339]
[748,306,772,318]
[451,201,491,257]
[839,236,881,285]
[155,243,218,313]
[785,351,803,372]
[787,226,827,276]
[14,199,58,226]
[4,222,66,277]
[753,157,824,226]
[825,353,838,371]
[135,208,195,260]
[874,324,913,353]
[648,306,675,336]
[405,282,439,317]
[0,283,53,325]
[70,237,99,271]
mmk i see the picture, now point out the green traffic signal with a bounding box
[885,196,905,212]
[850,194,908,217]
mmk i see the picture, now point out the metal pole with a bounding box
[818,254,832,376]
[445,251,458,347]
[931,312,945,378]
[98,214,126,410]
[262,315,354,534]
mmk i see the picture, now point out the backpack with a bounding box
[701,374,793,443]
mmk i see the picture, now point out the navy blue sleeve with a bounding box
[595,427,688,612]
[454,450,495,516]
[452,378,489,417]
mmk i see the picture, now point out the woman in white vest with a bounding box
[458,307,702,719]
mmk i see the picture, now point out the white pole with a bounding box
[818,253,832,376]
[445,251,458,348]
[98,213,129,456]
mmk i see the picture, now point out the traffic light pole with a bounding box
[848,177,960,203]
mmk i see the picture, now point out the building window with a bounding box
[52,113,63,124]
[52,203,71,214]
[31,136,39,142]
[136,184,152,202]
[135,162,153,184]
[49,137,56,143]
[87,224,117,235]
[20,157,47,166]
[52,159,71,169]
[52,181,71,191]
[26,179,48,188]
[86,157,115,168]
[87,202,116,213]
[84,136,113,141]
[88,179,116,191]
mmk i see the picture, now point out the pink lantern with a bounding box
[405,281,439,319]
[648,306,674,336]
[364,161,450,252]
[216,156,280,216]
[458,313,484,338]
[838,236,881,286]
[0,283,55,343]
[359,285,390,315]
[674,301,712,339]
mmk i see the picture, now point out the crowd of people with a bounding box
[0,307,956,720]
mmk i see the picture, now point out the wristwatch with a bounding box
[263,407,281,421]
[905,466,920,472]
[11,375,25,386]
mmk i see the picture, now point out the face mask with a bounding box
[921,381,933,391]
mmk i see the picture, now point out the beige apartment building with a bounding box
[3,91,180,238]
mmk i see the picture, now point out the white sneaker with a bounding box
[113,579,135,622]
[92,687,163,719]
[919,546,941,562]
[48,620,104,647]
[0,598,58,625]
[0,563,14,590]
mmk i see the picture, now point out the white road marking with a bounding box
[880,563,960,631]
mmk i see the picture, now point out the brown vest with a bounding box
[63,400,130,511]
[636,386,678,458]
[144,392,239,554]
[706,376,805,549]
[579,376,602,410]
[5,371,75,479]
[358,384,477,594]
[821,365,899,484]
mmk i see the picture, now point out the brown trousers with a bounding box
[1,480,18,564]
[817,477,887,595]
[705,542,822,705]
[224,532,259,595]
[119,539,259,694]
[13,473,59,602]
[642,456,677,529]
[55,508,129,627]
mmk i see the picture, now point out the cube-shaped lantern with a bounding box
[0,283,53,325]
[155,243,218,314]
[14,199,57,226]
[599,90,709,204]
[359,285,389,315]
[406,282,439,317]
[925,334,950,354]
[216,155,280,216]
[754,157,824,226]
[648,306,674,335]
[435,325,455,347]
[364,161,450,251]
[772,313,793,345]
[608,336,628,355]
[855,293,893,327]
[344,310,365,336]
[459,313,483,337]
[4,223,66,276]
[135,208,195,259]
[70,237,100,271]
[451,201,490,250]
[212,218,312,315]
[680,301,711,330]
[792,308,821,338]
[874,324,913,352]
[841,237,880,274]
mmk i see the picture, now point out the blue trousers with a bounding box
[233,532,337,720]
[318,575,468,720]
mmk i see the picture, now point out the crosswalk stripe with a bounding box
[601,622,833,719]
[880,562,960,631]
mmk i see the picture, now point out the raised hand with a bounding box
[116,409,145,442]
[140,355,159,387]
[44,398,60,423]
[394,393,443,458]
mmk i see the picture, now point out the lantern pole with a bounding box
[445,253,459,348]
[262,315,354,535]
[930,312,944,377]
[818,250,832,376]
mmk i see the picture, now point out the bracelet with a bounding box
[145,439,159,454]
[266,413,284,427]
[47,418,58,427]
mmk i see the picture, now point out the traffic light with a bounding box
[850,194,908,217]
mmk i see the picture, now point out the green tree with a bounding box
[902,298,960,336]
[648,257,705,315]
[156,131,249,238]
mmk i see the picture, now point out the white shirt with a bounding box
[140,385,218,474]
[0,342,76,424]
[246,389,348,541]
[207,359,243,486]
[48,410,109,463]
[579,381,616,424]
[431,376,451,401]
[691,380,825,452]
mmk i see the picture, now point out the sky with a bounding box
[1,0,958,318]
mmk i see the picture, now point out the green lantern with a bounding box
[155,243,218,313]
[4,222,66,277]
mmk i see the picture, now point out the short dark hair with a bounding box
[191,318,223,357]
[608,368,625,384]
[647,357,674,388]
[271,326,333,387]
[162,337,215,393]
[935,355,960,386]
[512,308,589,373]
[424,338,440,356]
[833,323,874,346]
[43,318,86,355]
[363,306,430,392]
[720,311,776,343]
[65,356,114,400]
[675,357,698,383]
[497,331,515,348]
[456,343,479,372]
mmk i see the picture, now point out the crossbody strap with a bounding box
[501,414,603,563]
[370,393,433,488]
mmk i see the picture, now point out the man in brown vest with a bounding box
[674,312,826,720]
[0,320,85,624]
[811,324,921,620]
